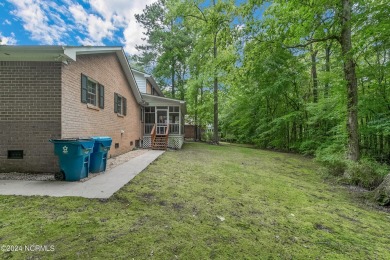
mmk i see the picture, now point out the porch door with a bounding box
[156,109,168,135]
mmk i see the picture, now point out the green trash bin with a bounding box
[90,136,112,173]
[50,138,95,181]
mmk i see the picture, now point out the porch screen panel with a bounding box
[169,106,180,134]
[144,107,155,134]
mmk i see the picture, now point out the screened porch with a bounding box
[143,106,184,136]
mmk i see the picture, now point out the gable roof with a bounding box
[0,45,145,105]
[131,69,164,97]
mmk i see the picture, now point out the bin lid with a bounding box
[90,136,112,141]
[50,137,93,142]
[49,138,95,149]
[90,136,112,148]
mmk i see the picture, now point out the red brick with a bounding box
[0,53,143,173]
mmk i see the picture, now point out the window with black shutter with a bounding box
[98,84,104,109]
[117,95,122,114]
[114,93,118,113]
[123,97,127,116]
[114,93,127,116]
[81,74,104,109]
[81,74,88,103]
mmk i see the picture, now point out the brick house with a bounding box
[0,45,185,173]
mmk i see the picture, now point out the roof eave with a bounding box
[116,49,145,105]
[146,76,164,97]
[0,45,147,105]
[141,93,186,113]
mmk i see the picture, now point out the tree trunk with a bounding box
[213,32,219,144]
[340,0,359,161]
[194,87,198,141]
[200,85,204,141]
[324,43,331,98]
[299,123,303,142]
[171,58,175,98]
[286,122,290,150]
[311,47,319,103]
[374,173,390,206]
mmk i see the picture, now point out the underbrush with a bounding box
[316,147,389,190]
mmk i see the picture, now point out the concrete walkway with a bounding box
[0,150,164,199]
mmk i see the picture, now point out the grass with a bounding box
[1,142,390,259]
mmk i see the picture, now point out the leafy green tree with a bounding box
[134,0,192,99]
[135,0,389,166]
[168,0,238,143]
[246,0,388,161]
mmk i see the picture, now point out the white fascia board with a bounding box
[0,45,64,61]
[131,68,150,77]
[142,93,185,104]
[116,48,145,105]
[141,93,186,113]
[63,46,122,61]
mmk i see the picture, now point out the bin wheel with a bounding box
[54,171,65,181]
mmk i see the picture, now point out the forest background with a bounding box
[131,0,389,197]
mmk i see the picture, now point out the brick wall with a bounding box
[0,61,62,172]
[146,81,152,94]
[61,53,142,157]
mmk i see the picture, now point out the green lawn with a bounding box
[1,142,390,259]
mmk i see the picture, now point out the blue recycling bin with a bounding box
[89,136,112,173]
[50,138,95,181]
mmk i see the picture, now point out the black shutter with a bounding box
[98,84,104,109]
[81,74,88,103]
[123,97,127,116]
[114,93,118,113]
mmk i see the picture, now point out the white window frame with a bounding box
[87,79,98,106]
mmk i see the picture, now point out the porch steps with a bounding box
[152,135,168,150]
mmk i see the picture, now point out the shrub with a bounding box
[220,133,237,143]
[315,143,389,190]
[201,132,213,142]
[299,140,320,156]
[344,159,389,190]
[315,144,347,176]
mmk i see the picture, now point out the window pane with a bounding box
[87,80,97,106]
[117,96,122,114]
[145,113,155,124]
[169,106,179,112]
[169,112,179,123]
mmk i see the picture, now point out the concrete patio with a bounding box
[0,150,164,199]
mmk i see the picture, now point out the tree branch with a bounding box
[184,14,206,22]
[285,35,340,49]
[194,4,208,22]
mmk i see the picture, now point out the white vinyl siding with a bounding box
[133,71,146,93]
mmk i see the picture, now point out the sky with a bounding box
[0,0,157,54]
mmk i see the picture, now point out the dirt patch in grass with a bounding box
[314,223,334,233]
